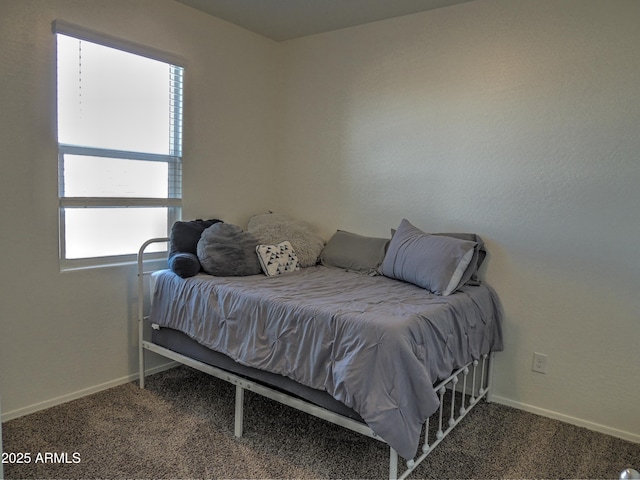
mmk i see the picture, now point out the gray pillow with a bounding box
[197,223,261,276]
[433,232,486,272]
[379,219,479,296]
[320,230,389,274]
[389,229,486,285]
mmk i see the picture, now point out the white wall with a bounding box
[0,0,280,418]
[1,0,639,446]
[277,0,640,441]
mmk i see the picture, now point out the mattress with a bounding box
[149,266,503,460]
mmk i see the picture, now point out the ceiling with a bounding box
[175,0,474,42]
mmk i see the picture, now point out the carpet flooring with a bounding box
[3,366,639,479]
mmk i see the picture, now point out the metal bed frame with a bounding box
[137,238,495,480]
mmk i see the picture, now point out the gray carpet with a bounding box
[3,366,639,479]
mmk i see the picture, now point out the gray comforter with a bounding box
[150,266,503,460]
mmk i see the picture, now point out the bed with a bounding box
[136,218,503,479]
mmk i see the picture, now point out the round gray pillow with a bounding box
[197,223,261,276]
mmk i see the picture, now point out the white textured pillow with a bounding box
[380,219,479,296]
[250,221,324,268]
[256,241,300,277]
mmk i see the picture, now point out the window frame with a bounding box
[53,21,186,270]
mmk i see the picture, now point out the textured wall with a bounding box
[278,0,640,441]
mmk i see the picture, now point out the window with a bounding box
[53,21,184,267]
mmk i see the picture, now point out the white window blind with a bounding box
[53,21,184,266]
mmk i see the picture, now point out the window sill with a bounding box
[60,251,167,272]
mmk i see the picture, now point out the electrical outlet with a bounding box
[532,352,548,373]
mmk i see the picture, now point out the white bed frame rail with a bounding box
[137,238,495,480]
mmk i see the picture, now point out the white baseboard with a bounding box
[491,395,640,445]
[1,362,178,423]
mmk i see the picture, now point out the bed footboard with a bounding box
[136,239,495,480]
[394,353,494,479]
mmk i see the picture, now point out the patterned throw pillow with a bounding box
[256,241,300,277]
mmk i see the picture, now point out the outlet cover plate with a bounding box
[533,352,548,373]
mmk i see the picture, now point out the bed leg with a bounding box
[139,354,145,389]
[389,447,398,480]
[234,384,244,438]
[138,319,145,390]
[485,352,495,403]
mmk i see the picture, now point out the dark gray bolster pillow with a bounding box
[168,252,201,278]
